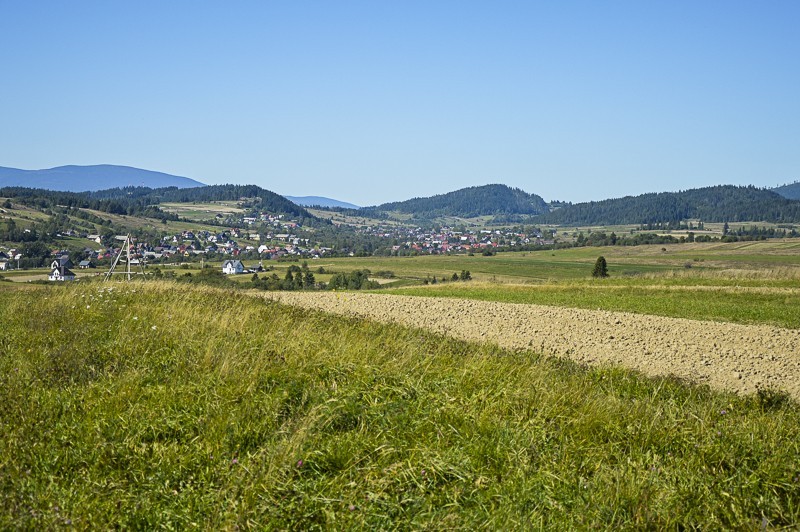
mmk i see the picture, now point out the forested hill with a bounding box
[772,182,800,200]
[363,184,549,218]
[535,185,800,225]
[0,184,313,220]
[131,184,312,217]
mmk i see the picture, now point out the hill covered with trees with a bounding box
[535,185,800,225]
[772,182,800,200]
[0,184,312,220]
[362,184,549,219]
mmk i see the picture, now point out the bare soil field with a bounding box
[264,291,800,400]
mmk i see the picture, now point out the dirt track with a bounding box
[264,291,800,400]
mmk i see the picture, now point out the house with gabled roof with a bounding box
[222,260,244,275]
[49,265,76,282]
[51,255,73,270]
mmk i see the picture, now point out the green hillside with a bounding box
[0,184,312,220]
[95,184,313,219]
[363,184,549,219]
[537,185,800,225]
[0,281,798,528]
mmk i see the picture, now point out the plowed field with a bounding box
[265,291,800,400]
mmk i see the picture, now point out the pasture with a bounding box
[1,281,798,528]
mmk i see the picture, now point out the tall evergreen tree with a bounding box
[592,256,609,278]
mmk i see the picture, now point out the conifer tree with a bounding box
[592,256,609,278]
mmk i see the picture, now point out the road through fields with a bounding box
[264,291,800,400]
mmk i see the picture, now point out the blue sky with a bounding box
[1,1,798,206]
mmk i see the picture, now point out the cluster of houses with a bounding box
[49,229,321,266]
[352,225,556,254]
[1,208,562,283]
[155,229,316,259]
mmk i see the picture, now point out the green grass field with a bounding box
[160,201,245,222]
[313,241,800,283]
[1,281,798,528]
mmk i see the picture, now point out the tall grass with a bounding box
[1,282,799,528]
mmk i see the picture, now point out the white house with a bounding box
[49,266,76,282]
[222,260,244,275]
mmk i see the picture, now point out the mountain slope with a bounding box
[0,164,205,191]
[772,182,800,200]
[93,184,314,219]
[536,185,800,225]
[0,184,314,221]
[285,196,360,209]
[364,184,549,218]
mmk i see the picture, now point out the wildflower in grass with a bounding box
[349,504,356,511]
[720,409,727,415]
[133,316,138,320]
[231,458,238,465]
[296,459,303,468]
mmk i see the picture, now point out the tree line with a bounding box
[535,185,800,225]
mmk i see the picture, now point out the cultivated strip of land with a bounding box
[264,291,800,399]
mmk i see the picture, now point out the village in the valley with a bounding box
[0,207,557,281]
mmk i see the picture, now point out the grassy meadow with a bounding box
[1,280,799,528]
[313,240,800,283]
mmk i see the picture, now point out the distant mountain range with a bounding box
[3,163,798,225]
[0,165,205,191]
[285,196,360,209]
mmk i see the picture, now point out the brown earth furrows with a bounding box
[263,291,800,400]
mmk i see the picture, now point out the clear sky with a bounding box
[1,1,798,206]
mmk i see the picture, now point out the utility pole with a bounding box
[104,234,144,281]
